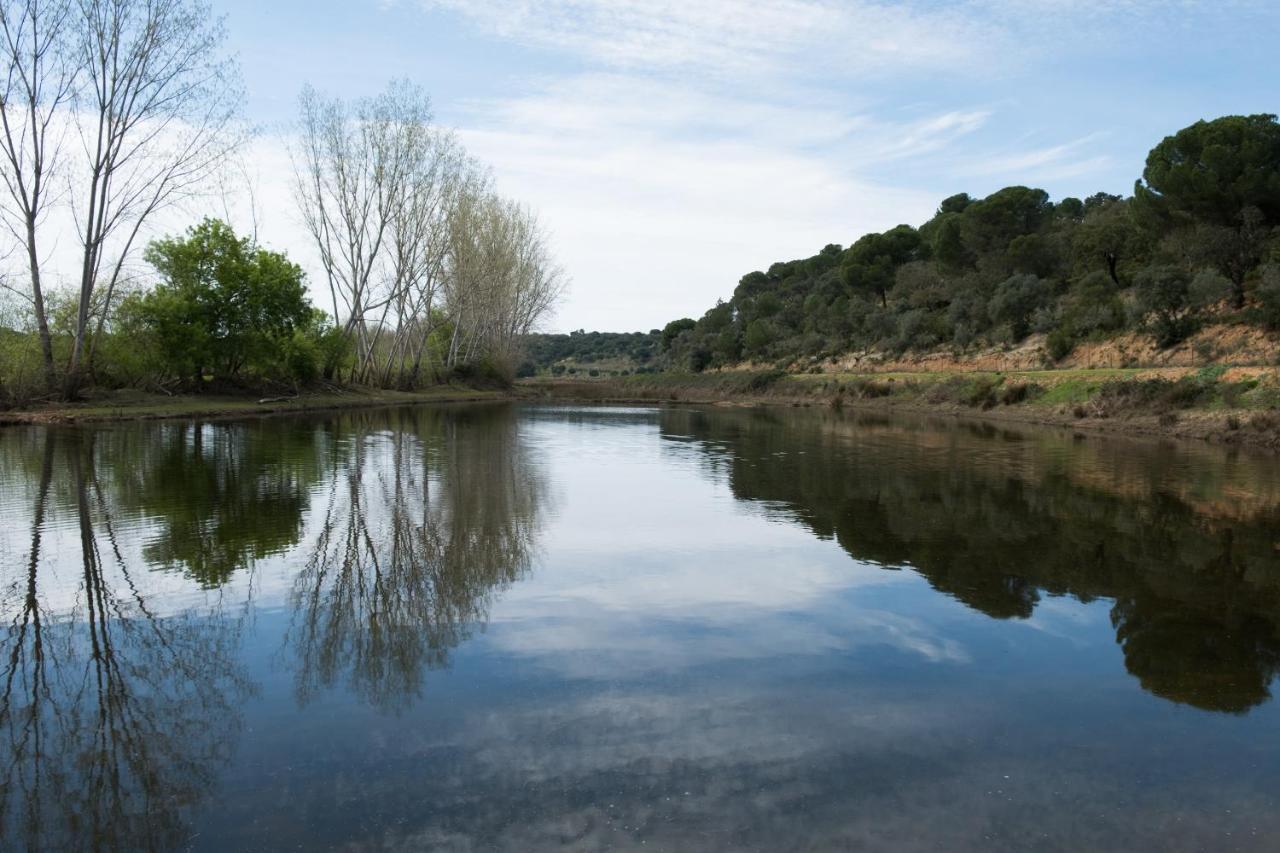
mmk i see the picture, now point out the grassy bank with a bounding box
[521,366,1280,450]
[0,384,508,426]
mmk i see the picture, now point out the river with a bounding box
[2,403,1279,851]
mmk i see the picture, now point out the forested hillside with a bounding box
[659,114,1280,372]
[517,330,661,376]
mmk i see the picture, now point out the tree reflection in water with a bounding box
[0,404,545,845]
[286,405,546,711]
[0,429,252,852]
[662,407,1280,714]
[113,420,327,587]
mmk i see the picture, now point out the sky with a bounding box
[212,0,1280,333]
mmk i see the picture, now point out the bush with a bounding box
[0,326,48,406]
[849,379,892,399]
[1258,264,1280,330]
[967,376,1001,409]
[280,329,321,384]
[1133,265,1199,347]
[447,358,511,387]
[743,370,786,392]
[988,274,1052,341]
[1000,382,1040,405]
[1045,328,1075,361]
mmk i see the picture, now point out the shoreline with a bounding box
[4,372,1278,453]
[519,373,1280,452]
[0,386,508,427]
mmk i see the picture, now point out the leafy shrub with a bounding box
[988,274,1052,341]
[1000,382,1041,405]
[448,358,511,387]
[967,376,1001,409]
[1133,265,1199,347]
[743,370,786,392]
[1046,328,1075,361]
[1258,264,1280,330]
[848,379,892,399]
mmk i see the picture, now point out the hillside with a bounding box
[651,114,1280,376]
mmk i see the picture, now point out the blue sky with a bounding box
[216,0,1280,333]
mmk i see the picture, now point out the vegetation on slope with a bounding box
[656,114,1280,373]
[516,330,663,377]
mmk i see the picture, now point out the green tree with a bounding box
[1135,114,1280,226]
[930,213,970,271]
[1258,264,1280,329]
[937,193,973,215]
[1071,197,1147,286]
[1133,265,1204,347]
[1006,233,1060,278]
[841,225,921,307]
[743,318,773,357]
[661,318,697,352]
[1135,114,1280,306]
[133,219,315,384]
[961,186,1054,256]
[988,274,1051,341]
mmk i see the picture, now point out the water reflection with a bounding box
[0,404,547,849]
[285,407,546,711]
[661,407,1280,713]
[0,430,252,852]
[112,421,327,587]
[6,402,1280,849]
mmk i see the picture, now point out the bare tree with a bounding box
[293,80,451,383]
[443,187,565,375]
[295,80,564,386]
[376,130,465,386]
[64,0,242,396]
[0,0,76,391]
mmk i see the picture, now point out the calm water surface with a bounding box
[3,403,1280,851]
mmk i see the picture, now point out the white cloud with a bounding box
[410,0,1179,330]
[957,133,1112,181]
[422,0,996,79]
[451,70,986,329]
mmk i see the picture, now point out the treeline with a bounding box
[517,329,662,376]
[0,0,561,405]
[662,114,1280,371]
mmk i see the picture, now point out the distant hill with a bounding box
[656,114,1280,373]
[518,330,662,377]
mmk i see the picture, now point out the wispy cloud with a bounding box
[388,0,1278,330]
[422,0,997,79]
[958,133,1112,181]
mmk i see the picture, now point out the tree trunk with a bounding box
[1231,275,1246,311]
[24,219,57,392]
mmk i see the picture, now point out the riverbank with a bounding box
[9,369,1279,451]
[0,384,508,426]
[521,366,1280,450]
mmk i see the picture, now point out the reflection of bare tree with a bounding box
[287,406,545,711]
[0,430,252,852]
